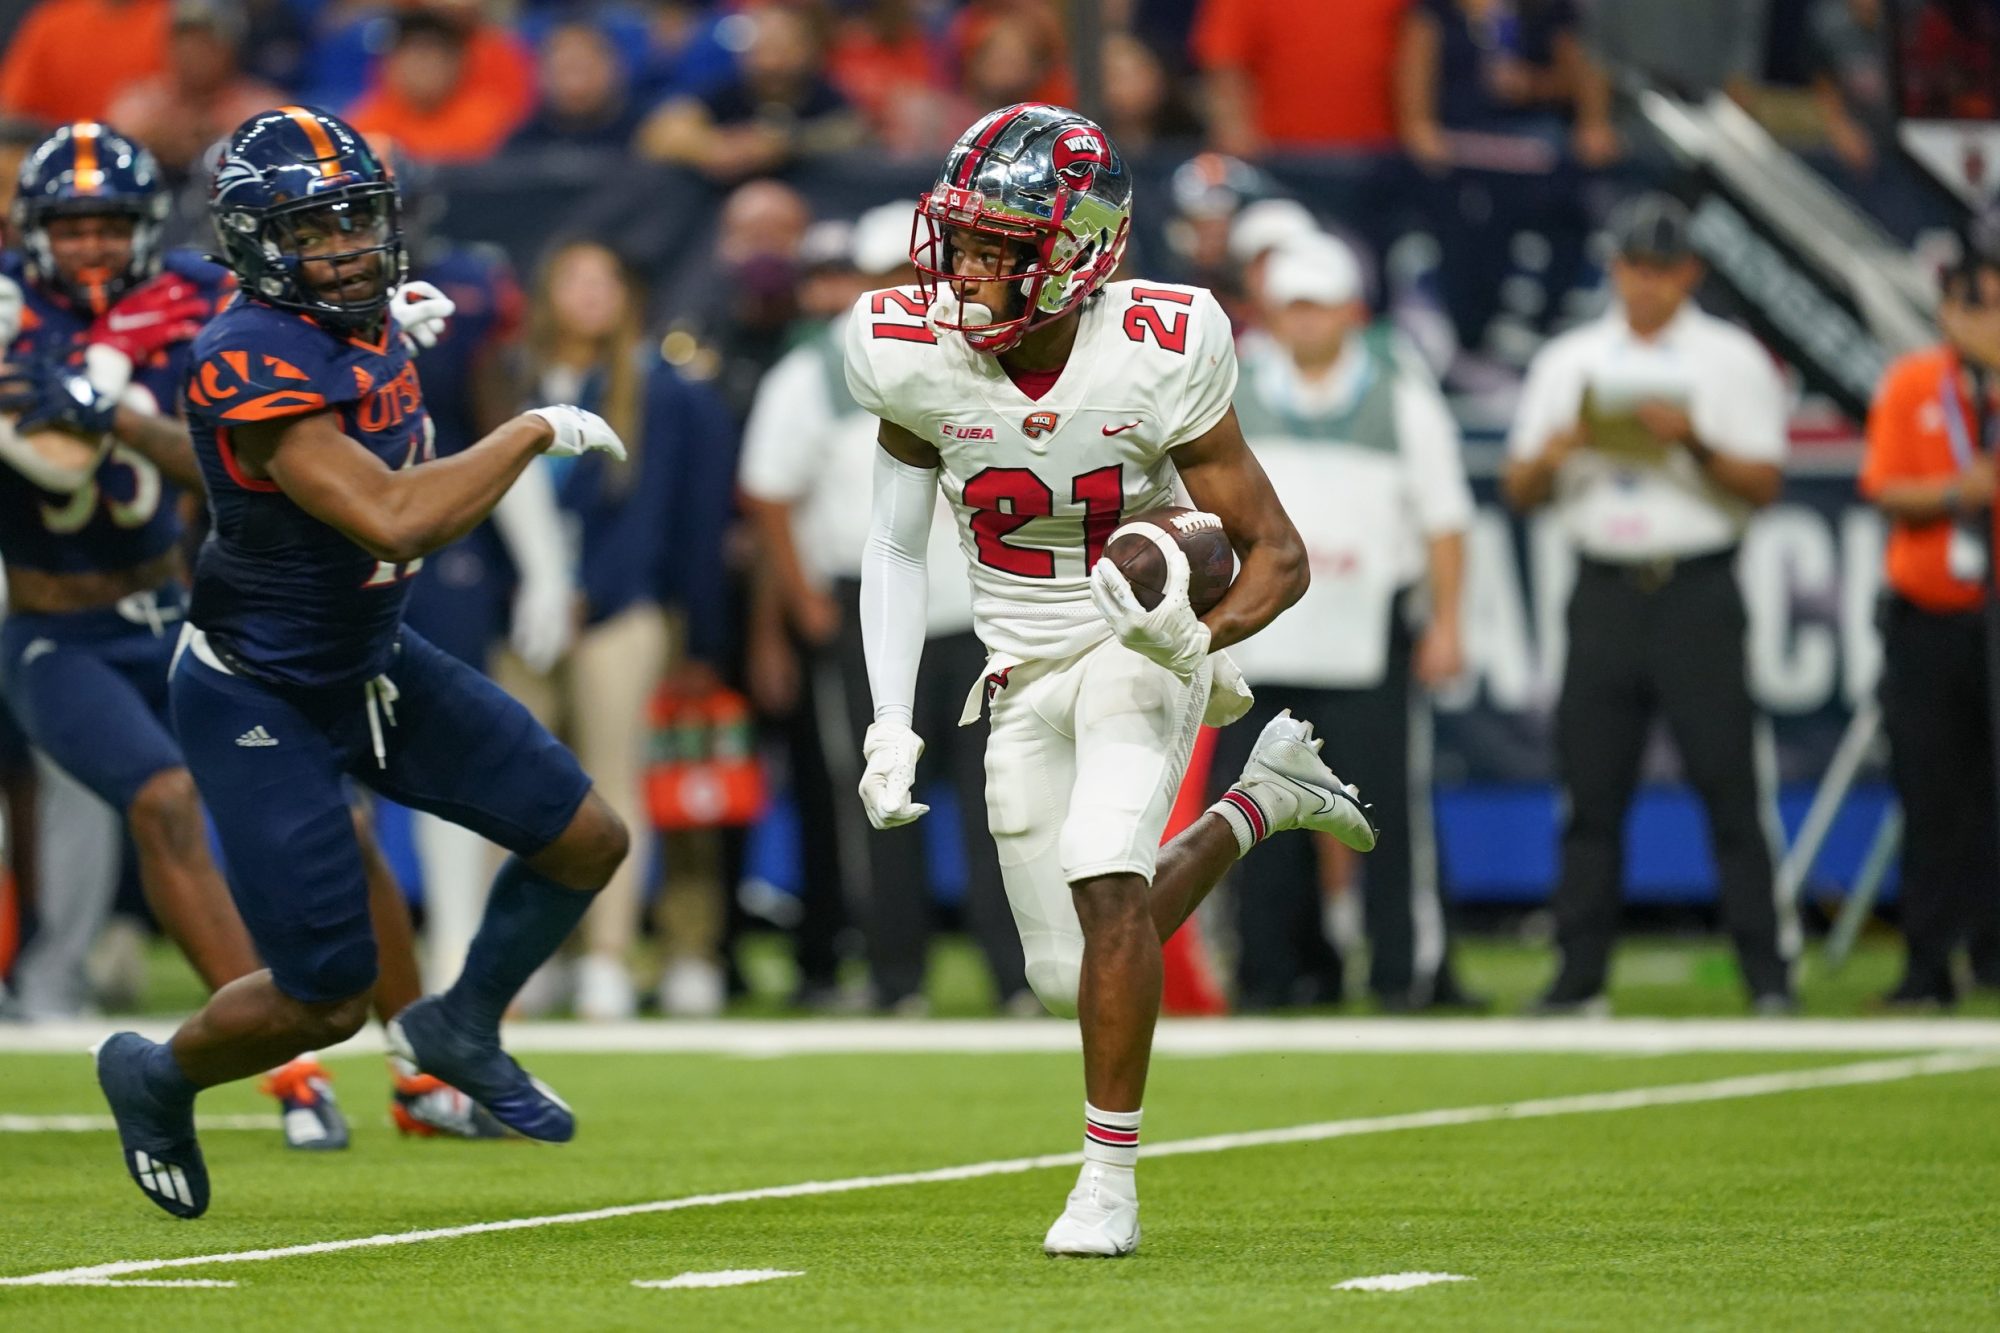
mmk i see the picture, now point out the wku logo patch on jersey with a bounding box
[1022,411,1060,439]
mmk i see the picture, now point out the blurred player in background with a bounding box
[90,107,629,1218]
[379,140,578,993]
[849,104,1376,1257]
[0,120,503,1142]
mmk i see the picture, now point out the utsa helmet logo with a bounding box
[1022,410,1060,439]
[1052,128,1110,191]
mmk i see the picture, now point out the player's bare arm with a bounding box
[877,415,942,469]
[107,405,202,490]
[231,409,555,563]
[1169,405,1308,652]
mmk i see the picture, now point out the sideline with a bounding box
[4,1017,2000,1057]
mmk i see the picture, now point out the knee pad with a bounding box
[1022,934,1082,1019]
[282,937,378,1008]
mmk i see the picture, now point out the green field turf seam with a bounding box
[4,1050,1995,1291]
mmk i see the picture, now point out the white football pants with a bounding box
[979,638,1210,1017]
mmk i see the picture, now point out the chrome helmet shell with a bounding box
[912,103,1133,354]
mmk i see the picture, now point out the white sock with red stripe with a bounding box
[1083,1102,1141,1170]
[1209,786,1274,857]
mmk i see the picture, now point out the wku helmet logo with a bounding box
[1052,128,1110,191]
[1022,410,1060,439]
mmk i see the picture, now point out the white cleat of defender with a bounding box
[1043,1164,1140,1258]
[1233,709,1377,852]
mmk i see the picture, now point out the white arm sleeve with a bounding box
[491,458,573,594]
[860,445,938,726]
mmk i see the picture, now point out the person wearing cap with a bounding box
[1856,228,2000,1007]
[1220,231,1483,1011]
[736,202,1031,1015]
[1503,192,1794,1015]
[104,0,285,176]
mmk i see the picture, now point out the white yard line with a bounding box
[5,1017,2000,1057]
[0,1116,272,1134]
[1334,1273,1474,1293]
[2,1051,1993,1289]
[632,1270,804,1290]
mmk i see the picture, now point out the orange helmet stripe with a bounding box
[71,122,101,194]
[278,105,341,176]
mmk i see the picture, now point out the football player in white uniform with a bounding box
[847,104,1378,1258]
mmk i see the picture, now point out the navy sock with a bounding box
[442,858,593,1036]
[142,1040,199,1106]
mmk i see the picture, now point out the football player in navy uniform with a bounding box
[90,107,629,1219]
[0,122,507,1146]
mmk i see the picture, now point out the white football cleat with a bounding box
[1231,709,1377,852]
[1043,1164,1140,1258]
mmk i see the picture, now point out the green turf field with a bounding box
[4,1038,2000,1330]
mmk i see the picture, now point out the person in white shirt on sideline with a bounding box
[737,203,1031,1015]
[1222,232,1483,1012]
[1502,194,1796,1015]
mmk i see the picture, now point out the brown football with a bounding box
[1103,506,1236,615]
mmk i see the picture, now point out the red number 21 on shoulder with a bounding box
[1121,286,1192,355]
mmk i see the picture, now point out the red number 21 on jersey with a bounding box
[1121,286,1192,355]
[963,464,1123,576]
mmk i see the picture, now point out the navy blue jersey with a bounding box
[185,299,432,688]
[0,248,229,575]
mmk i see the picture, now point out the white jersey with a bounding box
[844,280,1238,662]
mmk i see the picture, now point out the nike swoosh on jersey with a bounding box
[1101,421,1142,436]
[105,311,169,332]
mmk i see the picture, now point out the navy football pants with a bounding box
[170,626,592,1003]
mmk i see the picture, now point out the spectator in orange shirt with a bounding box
[1858,231,2000,1007]
[345,5,535,164]
[828,0,949,154]
[1193,0,1408,154]
[107,0,286,176]
[949,0,1075,110]
[0,0,171,125]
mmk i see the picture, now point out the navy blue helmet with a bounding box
[208,105,404,330]
[11,122,169,313]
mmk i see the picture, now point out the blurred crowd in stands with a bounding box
[0,0,1991,1020]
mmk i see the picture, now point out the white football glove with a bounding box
[1204,649,1255,728]
[1088,541,1212,679]
[0,273,23,352]
[389,280,455,351]
[509,572,576,675]
[527,404,627,461]
[859,720,929,830]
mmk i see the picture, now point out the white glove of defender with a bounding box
[527,404,627,461]
[1088,543,1212,679]
[859,720,929,829]
[509,573,575,674]
[0,274,23,352]
[389,280,455,351]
